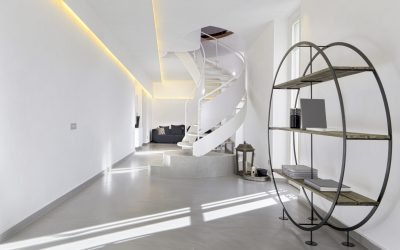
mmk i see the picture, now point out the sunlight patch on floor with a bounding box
[268,189,288,195]
[278,194,298,203]
[202,198,277,222]
[134,150,176,156]
[0,208,190,250]
[42,217,191,250]
[201,192,269,210]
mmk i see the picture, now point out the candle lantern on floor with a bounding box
[235,142,255,175]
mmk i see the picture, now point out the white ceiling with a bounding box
[65,0,161,92]
[157,0,300,53]
[65,0,300,94]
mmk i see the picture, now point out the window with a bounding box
[291,20,300,79]
[290,19,300,164]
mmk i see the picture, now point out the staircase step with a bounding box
[177,141,193,149]
[205,73,231,77]
[205,82,222,85]
[205,82,223,86]
[205,91,222,96]
[205,63,234,75]
[206,77,232,82]
[205,84,223,89]
[186,132,200,137]
[204,66,224,72]
[206,73,233,77]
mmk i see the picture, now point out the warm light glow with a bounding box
[154,96,193,100]
[203,198,277,222]
[151,0,166,82]
[57,0,152,98]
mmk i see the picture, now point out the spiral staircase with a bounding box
[177,33,247,157]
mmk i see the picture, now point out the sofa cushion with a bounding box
[170,125,185,135]
[152,134,184,143]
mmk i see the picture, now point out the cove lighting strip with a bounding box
[59,0,152,97]
[151,0,166,82]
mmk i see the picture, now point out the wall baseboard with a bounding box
[0,171,104,243]
[298,196,383,250]
[0,150,137,243]
[112,151,135,166]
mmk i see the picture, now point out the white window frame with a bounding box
[290,18,301,164]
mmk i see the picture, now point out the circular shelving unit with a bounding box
[267,41,392,246]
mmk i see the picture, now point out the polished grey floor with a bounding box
[1,144,365,250]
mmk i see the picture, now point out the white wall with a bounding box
[271,19,291,168]
[152,99,186,128]
[142,90,153,143]
[153,81,195,99]
[66,0,160,91]
[244,22,274,169]
[244,20,291,170]
[300,1,400,249]
[0,0,136,235]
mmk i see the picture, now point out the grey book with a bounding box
[282,165,318,179]
[282,165,318,173]
[304,178,351,192]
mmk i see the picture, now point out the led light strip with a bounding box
[59,0,152,97]
[151,0,166,82]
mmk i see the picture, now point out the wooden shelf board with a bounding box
[269,127,390,140]
[274,66,373,89]
[273,169,379,206]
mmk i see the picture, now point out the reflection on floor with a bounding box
[1,144,366,250]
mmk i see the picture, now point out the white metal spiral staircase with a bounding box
[177,33,247,157]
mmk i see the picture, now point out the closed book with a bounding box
[282,165,318,179]
[304,178,351,192]
[282,165,316,172]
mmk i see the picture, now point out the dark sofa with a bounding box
[151,125,185,143]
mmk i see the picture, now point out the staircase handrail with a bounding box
[198,33,245,102]
[183,42,206,134]
[196,42,206,87]
[200,32,245,62]
[197,32,246,136]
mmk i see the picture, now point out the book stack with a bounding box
[304,178,351,192]
[282,165,318,179]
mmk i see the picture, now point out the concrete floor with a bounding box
[1,144,365,250]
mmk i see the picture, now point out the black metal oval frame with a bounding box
[267,41,392,232]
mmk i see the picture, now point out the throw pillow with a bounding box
[159,125,170,134]
[157,127,166,135]
[171,125,184,135]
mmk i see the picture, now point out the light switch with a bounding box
[70,123,77,130]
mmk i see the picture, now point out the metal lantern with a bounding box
[235,141,255,175]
